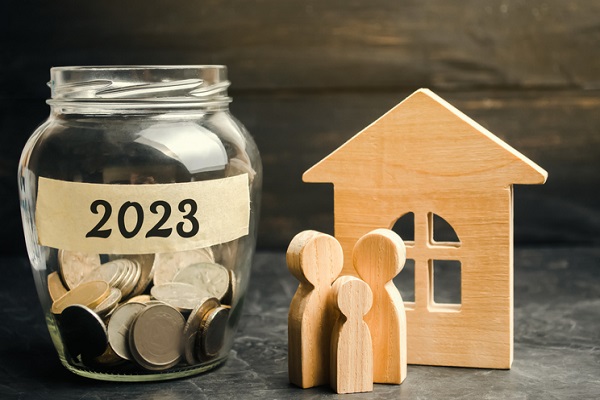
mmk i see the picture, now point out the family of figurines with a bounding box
[287,228,407,394]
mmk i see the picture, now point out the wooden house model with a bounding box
[303,89,547,369]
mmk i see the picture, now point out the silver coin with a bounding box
[120,259,142,299]
[93,287,122,318]
[127,294,152,304]
[81,259,126,287]
[106,302,146,360]
[153,248,215,286]
[128,303,185,371]
[198,305,230,360]
[173,262,230,300]
[58,250,101,289]
[113,259,135,292]
[110,259,132,289]
[58,304,108,359]
[182,297,220,365]
[144,300,169,307]
[151,282,212,312]
[126,254,157,297]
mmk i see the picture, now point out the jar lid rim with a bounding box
[51,65,227,72]
[49,66,230,103]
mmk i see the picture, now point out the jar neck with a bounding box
[47,66,231,115]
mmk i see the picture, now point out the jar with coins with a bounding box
[18,66,262,381]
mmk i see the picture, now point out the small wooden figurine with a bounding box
[353,229,407,384]
[330,275,373,394]
[303,89,548,369]
[287,230,343,388]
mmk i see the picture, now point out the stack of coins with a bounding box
[49,248,235,371]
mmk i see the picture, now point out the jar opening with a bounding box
[48,66,231,109]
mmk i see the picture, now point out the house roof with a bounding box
[303,89,548,187]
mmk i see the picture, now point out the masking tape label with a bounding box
[35,174,250,254]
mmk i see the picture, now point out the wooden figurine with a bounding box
[330,275,373,394]
[303,89,548,369]
[287,230,344,388]
[353,229,407,384]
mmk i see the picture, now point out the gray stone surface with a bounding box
[0,248,598,399]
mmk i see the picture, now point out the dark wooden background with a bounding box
[2,0,599,254]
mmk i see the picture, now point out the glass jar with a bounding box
[17,66,262,381]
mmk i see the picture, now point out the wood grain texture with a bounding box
[353,229,407,383]
[330,275,373,394]
[303,89,548,186]
[2,1,599,97]
[287,230,343,388]
[303,90,547,368]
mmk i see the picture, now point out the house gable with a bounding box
[303,89,548,188]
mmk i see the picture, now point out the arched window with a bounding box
[429,213,460,246]
[391,212,414,243]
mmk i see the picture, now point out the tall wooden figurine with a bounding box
[330,275,374,394]
[353,229,407,384]
[287,230,344,388]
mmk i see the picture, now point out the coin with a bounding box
[84,344,126,367]
[198,305,230,360]
[173,262,230,300]
[127,294,152,304]
[51,281,111,314]
[58,304,108,359]
[129,303,185,371]
[110,259,132,289]
[81,259,126,287]
[144,300,170,307]
[58,250,101,289]
[48,271,68,302]
[112,259,136,292]
[124,254,156,297]
[151,282,211,312]
[221,269,236,306]
[119,259,141,299]
[153,247,215,286]
[93,288,122,318]
[107,302,146,360]
[182,297,220,364]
